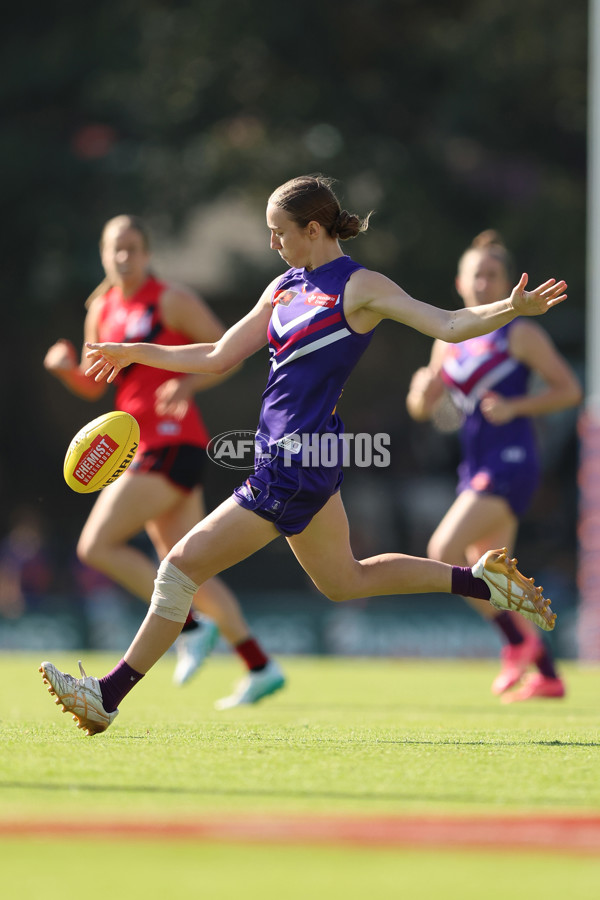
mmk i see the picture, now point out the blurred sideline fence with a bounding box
[0,467,580,659]
[0,588,578,660]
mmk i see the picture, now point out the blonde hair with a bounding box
[84,215,151,308]
[269,174,372,240]
[458,229,515,282]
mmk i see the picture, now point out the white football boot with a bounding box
[215,659,286,710]
[173,614,220,686]
[472,548,556,631]
[40,660,118,736]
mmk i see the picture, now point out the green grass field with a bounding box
[1,653,599,899]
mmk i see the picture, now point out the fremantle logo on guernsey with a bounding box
[74,434,118,485]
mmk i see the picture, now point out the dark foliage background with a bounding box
[1,1,586,605]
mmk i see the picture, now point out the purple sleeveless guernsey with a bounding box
[258,255,373,454]
[232,255,374,535]
[440,322,540,515]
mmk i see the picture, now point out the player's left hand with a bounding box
[154,379,190,420]
[510,273,567,317]
[480,390,515,425]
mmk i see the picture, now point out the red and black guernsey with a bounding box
[97,275,210,454]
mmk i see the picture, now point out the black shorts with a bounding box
[128,444,207,492]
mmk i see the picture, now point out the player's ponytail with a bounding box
[332,208,372,241]
[270,175,372,241]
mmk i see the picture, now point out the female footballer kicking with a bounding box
[40,176,565,735]
[44,214,284,707]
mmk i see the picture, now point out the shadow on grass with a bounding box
[0,778,458,803]
[0,781,571,805]
[0,775,597,807]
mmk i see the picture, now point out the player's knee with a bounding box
[151,559,198,623]
[326,587,353,603]
[312,577,353,603]
[427,535,452,562]
[76,533,100,569]
[426,536,441,560]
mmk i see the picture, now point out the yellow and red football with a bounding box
[63,411,140,494]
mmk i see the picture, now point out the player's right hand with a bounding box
[85,341,134,383]
[44,339,77,372]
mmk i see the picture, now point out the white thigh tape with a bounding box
[150,560,198,623]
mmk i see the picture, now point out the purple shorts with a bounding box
[233,458,344,536]
[457,451,540,517]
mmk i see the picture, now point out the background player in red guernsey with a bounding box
[43,215,284,708]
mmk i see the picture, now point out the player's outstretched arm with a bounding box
[86,287,275,383]
[346,270,567,343]
[441,273,568,342]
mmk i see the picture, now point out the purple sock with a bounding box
[493,611,525,645]
[451,565,491,601]
[98,659,144,712]
[536,646,558,679]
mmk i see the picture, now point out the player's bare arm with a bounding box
[344,269,567,342]
[405,340,448,422]
[159,284,226,342]
[158,285,242,399]
[43,298,108,400]
[479,319,583,424]
[86,284,275,383]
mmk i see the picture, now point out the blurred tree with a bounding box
[1,1,586,586]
